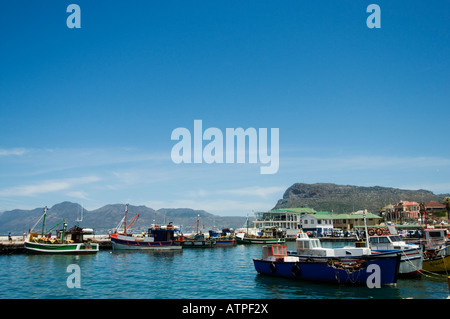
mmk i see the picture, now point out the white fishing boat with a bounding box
[368,230,423,277]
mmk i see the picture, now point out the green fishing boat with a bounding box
[24,206,99,255]
[236,215,285,244]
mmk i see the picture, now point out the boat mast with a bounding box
[41,206,48,236]
[124,204,129,234]
[76,204,83,226]
[363,210,370,248]
[196,214,200,234]
[246,214,249,235]
[61,221,67,243]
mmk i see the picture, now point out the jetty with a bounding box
[0,235,112,254]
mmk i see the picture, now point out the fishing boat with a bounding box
[417,228,450,273]
[208,229,237,246]
[110,204,182,250]
[236,216,285,244]
[422,245,450,273]
[177,214,214,248]
[179,232,214,248]
[253,243,401,285]
[410,206,450,273]
[236,229,285,244]
[367,228,423,277]
[257,207,402,285]
[24,206,99,255]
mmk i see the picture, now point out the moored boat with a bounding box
[253,244,401,285]
[368,229,423,277]
[110,204,182,250]
[236,216,285,244]
[294,229,423,277]
[24,206,99,255]
[179,233,214,248]
[208,229,237,246]
[422,245,450,273]
[236,233,285,244]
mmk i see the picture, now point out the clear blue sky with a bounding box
[1,1,449,215]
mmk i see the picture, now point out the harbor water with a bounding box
[0,241,448,299]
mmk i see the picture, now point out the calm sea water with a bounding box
[0,241,448,299]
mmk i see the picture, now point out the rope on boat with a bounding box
[397,249,449,279]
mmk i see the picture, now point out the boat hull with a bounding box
[422,254,450,273]
[214,239,237,246]
[110,234,182,250]
[181,240,215,248]
[236,237,285,245]
[372,248,423,277]
[24,241,99,255]
[254,254,401,285]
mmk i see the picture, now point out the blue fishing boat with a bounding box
[208,229,237,246]
[253,244,401,285]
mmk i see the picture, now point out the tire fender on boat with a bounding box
[270,262,277,273]
[291,263,301,278]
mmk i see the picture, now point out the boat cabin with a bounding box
[61,225,93,243]
[262,244,299,262]
[369,235,406,250]
[148,224,177,242]
[422,229,447,243]
[295,231,371,257]
[420,228,449,253]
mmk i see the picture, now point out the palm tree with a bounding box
[444,197,450,222]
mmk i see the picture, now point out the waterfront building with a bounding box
[326,210,382,229]
[253,208,316,238]
[253,208,382,238]
[425,201,446,214]
[253,208,336,238]
[394,200,420,219]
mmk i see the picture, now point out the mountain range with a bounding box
[2,183,449,235]
[0,202,249,235]
[274,183,450,213]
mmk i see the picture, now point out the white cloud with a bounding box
[0,148,29,156]
[66,191,91,201]
[0,176,101,197]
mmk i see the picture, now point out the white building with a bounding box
[253,208,334,238]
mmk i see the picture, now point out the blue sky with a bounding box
[0,1,449,215]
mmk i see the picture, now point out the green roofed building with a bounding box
[253,208,382,238]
